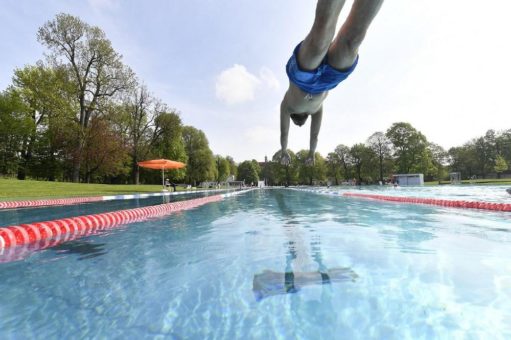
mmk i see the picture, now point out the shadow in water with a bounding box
[52,240,108,260]
[253,267,358,301]
[253,190,358,301]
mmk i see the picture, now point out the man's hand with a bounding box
[305,153,315,166]
[280,150,291,166]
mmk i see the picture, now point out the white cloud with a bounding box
[215,64,260,105]
[259,67,280,91]
[215,64,280,105]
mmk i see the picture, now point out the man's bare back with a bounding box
[280,0,384,166]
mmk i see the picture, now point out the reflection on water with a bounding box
[53,240,107,260]
[253,190,358,301]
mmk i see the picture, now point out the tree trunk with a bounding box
[72,136,86,183]
[72,157,81,183]
[379,155,384,182]
[17,167,26,180]
[131,159,140,184]
[48,148,56,181]
[17,135,34,180]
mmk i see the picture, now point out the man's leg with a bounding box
[297,0,347,71]
[327,0,384,70]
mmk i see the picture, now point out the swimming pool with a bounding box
[0,191,211,226]
[305,184,511,203]
[1,188,510,338]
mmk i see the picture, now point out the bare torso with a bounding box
[283,82,328,115]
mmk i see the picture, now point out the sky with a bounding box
[1,0,511,162]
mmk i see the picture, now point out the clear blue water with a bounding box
[307,184,511,203]
[1,188,510,339]
[0,191,210,227]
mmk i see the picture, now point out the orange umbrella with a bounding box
[137,159,186,188]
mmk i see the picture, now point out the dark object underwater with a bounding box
[253,267,358,301]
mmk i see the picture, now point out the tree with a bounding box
[260,156,272,185]
[326,152,341,185]
[215,155,231,182]
[0,91,32,176]
[237,160,259,185]
[296,150,327,185]
[272,149,298,186]
[82,117,128,183]
[251,160,262,179]
[118,86,160,184]
[386,122,431,174]
[334,144,351,180]
[494,155,508,179]
[428,143,448,181]
[150,110,187,183]
[296,150,312,185]
[473,130,498,179]
[349,143,375,183]
[496,129,511,166]
[12,62,76,180]
[448,144,478,179]
[182,126,215,186]
[226,156,238,179]
[38,13,135,182]
[367,131,391,182]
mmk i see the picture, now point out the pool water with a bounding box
[0,191,210,226]
[1,189,510,339]
[308,184,511,203]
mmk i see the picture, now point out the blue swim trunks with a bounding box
[286,42,358,95]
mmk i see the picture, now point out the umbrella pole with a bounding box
[162,168,165,189]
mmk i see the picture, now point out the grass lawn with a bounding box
[425,178,511,186]
[0,178,186,201]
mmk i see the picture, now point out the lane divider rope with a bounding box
[0,188,238,210]
[0,196,104,209]
[342,192,511,211]
[290,188,511,212]
[0,189,256,261]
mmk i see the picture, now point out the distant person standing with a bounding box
[280,0,384,165]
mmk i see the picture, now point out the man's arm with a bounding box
[307,106,323,165]
[280,97,291,165]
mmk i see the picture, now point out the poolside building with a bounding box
[392,173,424,186]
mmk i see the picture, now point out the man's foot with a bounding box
[305,154,315,166]
[280,150,291,166]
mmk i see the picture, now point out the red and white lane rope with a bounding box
[290,188,511,212]
[343,192,511,212]
[0,188,238,210]
[0,227,104,263]
[0,196,104,209]
[0,189,255,261]
[0,195,222,251]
